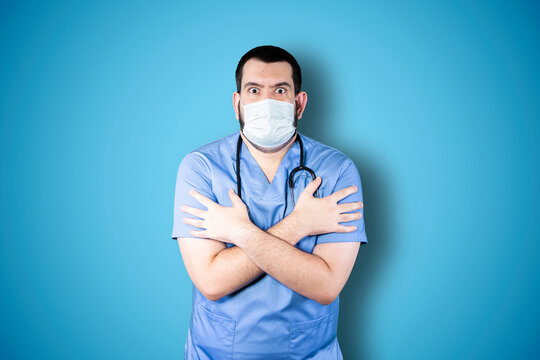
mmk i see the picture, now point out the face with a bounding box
[233,59,308,153]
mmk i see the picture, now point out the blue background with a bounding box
[1,0,539,359]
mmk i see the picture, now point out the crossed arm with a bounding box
[177,177,363,305]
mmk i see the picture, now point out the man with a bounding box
[171,45,368,359]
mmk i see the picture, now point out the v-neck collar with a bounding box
[239,134,299,201]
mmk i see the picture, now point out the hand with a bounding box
[181,188,255,244]
[289,177,363,238]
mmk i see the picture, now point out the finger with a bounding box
[338,212,362,223]
[183,217,205,228]
[180,205,206,219]
[337,201,363,213]
[335,224,358,233]
[228,188,244,207]
[189,189,216,209]
[330,185,358,202]
[301,176,322,196]
[189,229,208,238]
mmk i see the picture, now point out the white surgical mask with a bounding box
[241,98,296,147]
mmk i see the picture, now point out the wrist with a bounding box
[234,221,261,248]
[286,210,310,240]
[268,215,298,245]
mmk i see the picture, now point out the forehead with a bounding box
[241,59,293,86]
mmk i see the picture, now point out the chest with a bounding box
[210,161,336,254]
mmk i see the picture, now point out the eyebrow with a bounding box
[243,81,292,89]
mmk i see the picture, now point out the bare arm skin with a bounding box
[234,226,360,305]
[177,212,304,301]
[178,177,363,303]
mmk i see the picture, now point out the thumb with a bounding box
[302,176,322,196]
[228,188,244,206]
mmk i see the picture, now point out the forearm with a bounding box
[237,226,334,305]
[205,214,305,300]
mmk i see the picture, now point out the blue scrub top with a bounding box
[172,130,367,359]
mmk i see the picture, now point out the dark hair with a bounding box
[235,45,302,95]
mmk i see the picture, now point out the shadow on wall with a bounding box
[296,49,394,360]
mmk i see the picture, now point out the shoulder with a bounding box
[178,131,239,173]
[299,133,355,175]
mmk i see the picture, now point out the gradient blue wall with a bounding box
[1,1,539,359]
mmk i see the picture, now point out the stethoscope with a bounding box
[236,132,319,218]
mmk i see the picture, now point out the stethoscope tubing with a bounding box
[235,132,319,218]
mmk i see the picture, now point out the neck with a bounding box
[240,131,297,164]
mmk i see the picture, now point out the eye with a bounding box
[276,87,286,94]
[248,88,258,94]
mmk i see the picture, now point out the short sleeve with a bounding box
[315,159,368,244]
[171,152,216,240]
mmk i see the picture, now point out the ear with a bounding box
[295,91,308,120]
[233,92,240,120]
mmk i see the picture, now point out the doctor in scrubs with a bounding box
[171,45,368,359]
